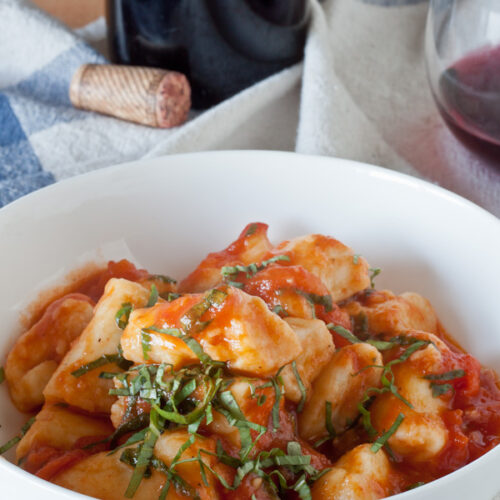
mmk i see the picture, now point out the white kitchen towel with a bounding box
[1,0,499,215]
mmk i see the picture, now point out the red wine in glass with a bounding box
[439,45,500,159]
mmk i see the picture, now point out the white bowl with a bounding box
[0,151,499,500]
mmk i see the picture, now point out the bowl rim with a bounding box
[0,150,498,225]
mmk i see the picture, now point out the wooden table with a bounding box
[33,0,104,28]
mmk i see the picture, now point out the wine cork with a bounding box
[69,64,191,128]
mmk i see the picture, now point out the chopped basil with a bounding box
[225,280,245,289]
[297,291,333,316]
[371,413,404,453]
[0,366,4,384]
[292,361,307,413]
[162,292,181,302]
[324,401,336,439]
[352,312,369,337]
[143,326,223,368]
[366,339,396,350]
[179,289,227,335]
[244,224,258,237]
[141,331,152,360]
[115,302,133,330]
[101,320,329,498]
[148,274,177,284]
[430,383,454,397]
[358,397,377,437]
[327,323,361,344]
[272,304,289,317]
[270,376,283,432]
[0,416,35,455]
[109,419,150,452]
[369,267,381,288]
[221,255,290,285]
[406,482,426,490]
[424,369,466,381]
[353,254,360,265]
[71,347,132,377]
[99,371,121,379]
[124,408,162,497]
[424,369,466,398]
[146,284,159,307]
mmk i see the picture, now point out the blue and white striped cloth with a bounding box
[2,0,499,215]
[0,41,104,205]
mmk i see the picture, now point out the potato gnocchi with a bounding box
[2,223,500,500]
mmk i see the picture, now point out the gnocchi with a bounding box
[1,224,499,500]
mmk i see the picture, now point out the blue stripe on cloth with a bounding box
[0,94,26,146]
[0,171,55,207]
[6,42,106,136]
[0,41,105,207]
[0,139,47,182]
[0,94,49,192]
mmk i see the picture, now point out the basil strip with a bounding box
[141,331,152,360]
[291,361,307,413]
[124,428,158,497]
[269,379,281,432]
[245,224,258,237]
[325,401,336,439]
[366,339,396,350]
[358,398,377,437]
[0,366,4,384]
[124,408,166,498]
[109,413,150,450]
[297,291,333,316]
[116,302,133,330]
[327,324,361,344]
[217,390,266,460]
[0,417,35,455]
[371,413,404,453]
[147,284,159,307]
[71,350,132,378]
[221,255,290,282]
[162,292,181,302]
[179,289,227,336]
[294,474,312,500]
[272,304,289,317]
[149,274,177,284]
[369,267,381,288]
[406,482,426,490]
[430,383,454,397]
[144,326,223,367]
[424,369,466,381]
[153,376,220,426]
[109,428,148,455]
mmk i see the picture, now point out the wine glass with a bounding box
[426,0,500,155]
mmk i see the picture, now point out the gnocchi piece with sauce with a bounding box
[5,294,94,412]
[1,223,500,500]
[43,279,152,414]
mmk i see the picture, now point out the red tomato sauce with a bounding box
[381,339,500,487]
[25,435,110,481]
[75,259,150,303]
[179,222,272,292]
